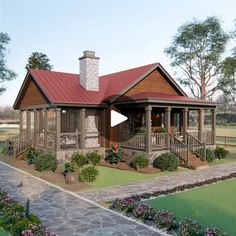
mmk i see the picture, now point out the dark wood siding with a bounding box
[19,79,48,109]
[124,69,181,97]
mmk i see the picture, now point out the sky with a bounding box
[0,0,235,106]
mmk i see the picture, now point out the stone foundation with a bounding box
[121,148,170,165]
[56,147,105,163]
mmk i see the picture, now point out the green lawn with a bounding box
[210,146,236,166]
[90,166,187,189]
[0,128,19,141]
[145,178,236,235]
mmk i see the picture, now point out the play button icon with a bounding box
[111,110,128,127]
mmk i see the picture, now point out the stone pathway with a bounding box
[79,163,236,203]
[0,162,163,236]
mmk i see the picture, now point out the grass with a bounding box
[0,128,19,141]
[90,166,187,189]
[145,178,236,235]
[210,146,236,166]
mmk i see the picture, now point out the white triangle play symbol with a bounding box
[111,110,128,127]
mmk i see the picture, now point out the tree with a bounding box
[0,33,16,95]
[219,19,236,101]
[165,17,229,100]
[220,52,236,101]
[26,52,53,70]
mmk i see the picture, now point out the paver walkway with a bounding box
[0,162,163,236]
[79,163,236,203]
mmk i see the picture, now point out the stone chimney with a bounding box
[79,50,100,91]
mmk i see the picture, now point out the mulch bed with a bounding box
[99,159,160,174]
[8,159,90,192]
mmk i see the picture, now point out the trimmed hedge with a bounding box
[153,153,179,171]
[71,153,87,168]
[78,166,99,183]
[86,151,101,166]
[33,153,57,172]
[132,156,149,169]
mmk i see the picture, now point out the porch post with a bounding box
[34,109,37,146]
[19,111,23,140]
[165,107,171,149]
[80,108,86,149]
[55,108,61,151]
[26,110,31,144]
[145,105,152,153]
[198,109,204,141]
[44,109,48,149]
[211,108,216,145]
[183,108,188,143]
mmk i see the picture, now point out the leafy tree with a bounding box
[219,19,236,101]
[165,17,229,100]
[220,52,236,101]
[0,33,16,94]
[26,52,52,70]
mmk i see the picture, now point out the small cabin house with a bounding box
[13,51,217,166]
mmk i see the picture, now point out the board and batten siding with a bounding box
[124,69,182,97]
[19,79,49,109]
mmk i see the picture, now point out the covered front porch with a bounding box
[118,103,216,164]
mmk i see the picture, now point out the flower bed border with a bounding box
[109,173,236,235]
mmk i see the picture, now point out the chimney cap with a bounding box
[79,50,100,60]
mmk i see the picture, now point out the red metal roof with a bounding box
[26,63,214,106]
[29,63,157,105]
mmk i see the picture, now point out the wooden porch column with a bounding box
[19,111,23,140]
[211,108,216,145]
[44,109,48,149]
[55,108,61,151]
[183,108,188,143]
[145,105,152,153]
[26,110,31,132]
[80,108,86,149]
[165,107,171,149]
[198,109,204,141]
[34,110,37,146]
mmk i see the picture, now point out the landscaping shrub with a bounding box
[132,204,155,221]
[110,198,137,213]
[206,148,215,163]
[204,227,225,236]
[86,151,101,166]
[78,166,99,183]
[71,152,87,168]
[24,147,40,165]
[33,153,57,172]
[177,218,201,236]
[132,156,149,169]
[64,162,76,173]
[214,146,229,159]
[153,153,179,171]
[154,210,176,230]
[106,146,122,164]
[0,188,57,236]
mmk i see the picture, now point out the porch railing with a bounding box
[187,130,214,145]
[151,133,168,149]
[9,130,34,158]
[120,132,168,150]
[169,134,188,165]
[187,133,206,161]
[120,132,146,150]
